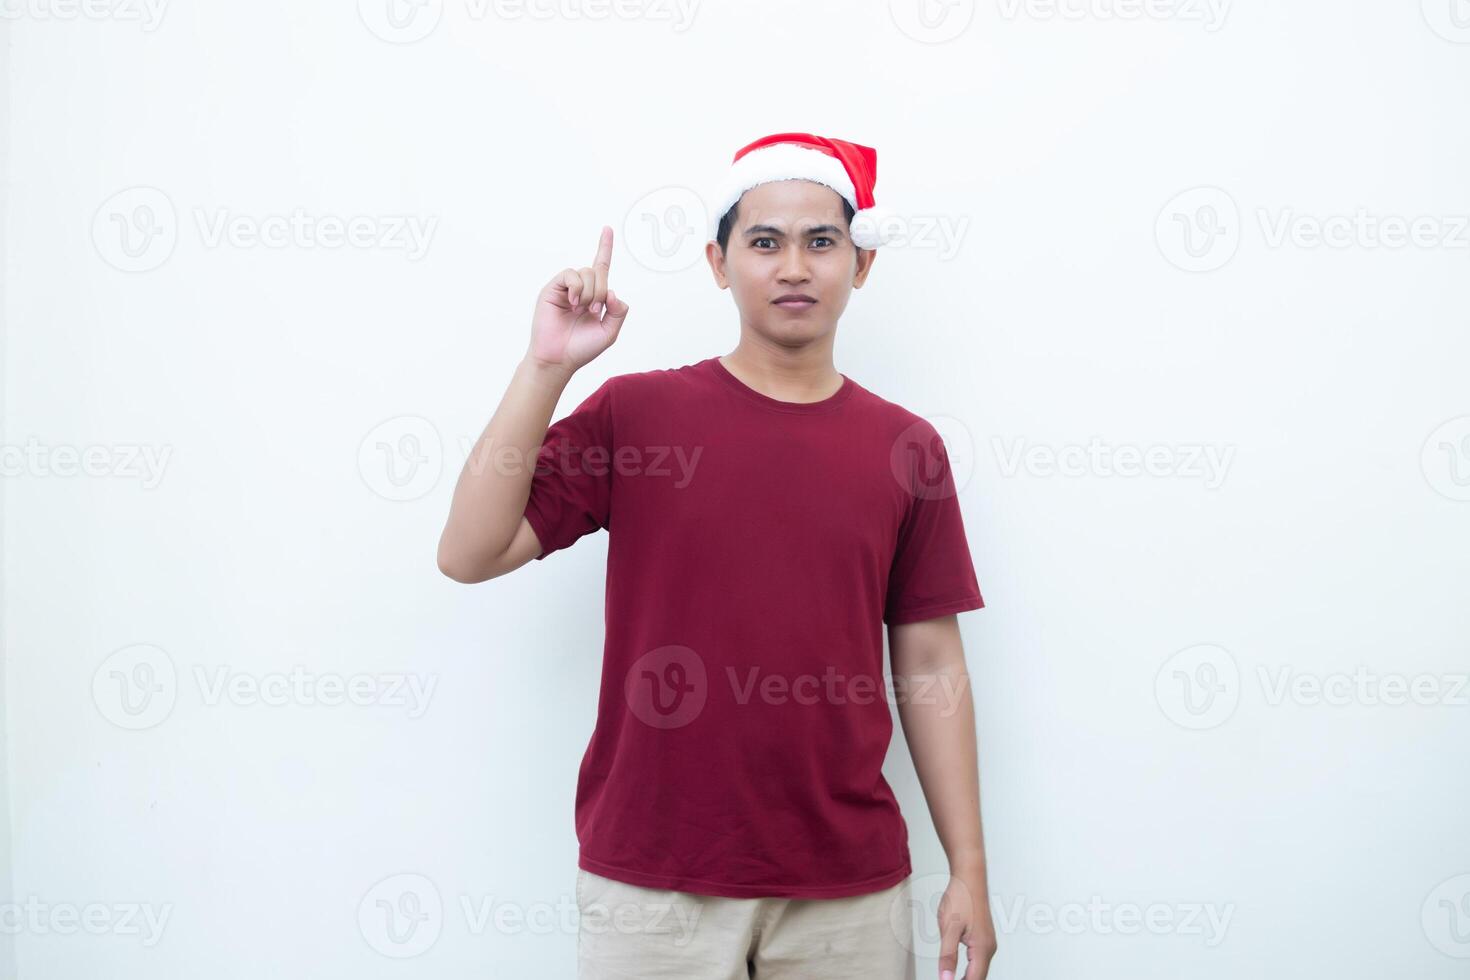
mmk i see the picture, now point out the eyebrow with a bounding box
[742,224,846,239]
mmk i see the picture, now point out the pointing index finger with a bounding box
[593,225,613,271]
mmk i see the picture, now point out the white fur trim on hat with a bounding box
[708,143,861,242]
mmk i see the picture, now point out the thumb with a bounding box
[937,911,963,980]
[601,288,630,331]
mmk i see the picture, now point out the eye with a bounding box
[810,237,834,248]
[753,238,776,249]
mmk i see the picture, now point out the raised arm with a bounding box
[436,226,629,583]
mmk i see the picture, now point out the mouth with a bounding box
[772,295,818,311]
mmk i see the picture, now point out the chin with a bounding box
[759,318,832,343]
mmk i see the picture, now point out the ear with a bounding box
[705,240,730,289]
[852,246,877,288]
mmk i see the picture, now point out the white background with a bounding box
[3,0,1469,977]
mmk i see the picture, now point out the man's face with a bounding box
[706,179,876,346]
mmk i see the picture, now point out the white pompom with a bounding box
[850,206,897,249]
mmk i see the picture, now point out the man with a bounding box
[437,132,997,980]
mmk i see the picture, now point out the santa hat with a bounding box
[708,132,897,250]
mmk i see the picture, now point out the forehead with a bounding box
[735,179,847,231]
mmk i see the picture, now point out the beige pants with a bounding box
[576,868,918,979]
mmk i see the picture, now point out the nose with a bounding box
[778,247,810,285]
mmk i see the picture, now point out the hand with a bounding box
[527,225,630,376]
[936,867,997,980]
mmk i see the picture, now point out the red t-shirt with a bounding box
[522,355,985,899]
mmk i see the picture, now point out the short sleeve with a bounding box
[522,377,617,561]
[883,425,986,625]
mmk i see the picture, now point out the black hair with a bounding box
[716,193,857,254]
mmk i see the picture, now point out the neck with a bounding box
[720,337,843,403]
